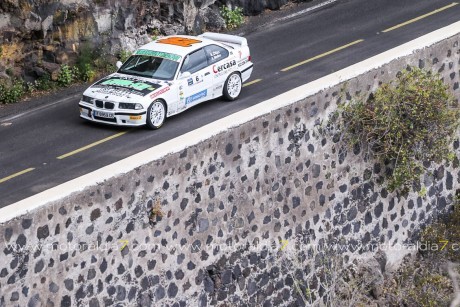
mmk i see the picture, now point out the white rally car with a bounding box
[79,33,253,129]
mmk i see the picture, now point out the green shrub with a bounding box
[57,64,76,87]
[25,73,58,92]
[149,28,161,41]
[98,60,117,74]
[35,73,57,91]
[76,44,97,82]
[94,51,117,74]
[119,49,131,63]
[0,79,25,104]
[391,261,455,307]
[5,68,13,76]
[76,44,94,68]
[25,81,37,94]
[80,63,96,82]
[220,6,244,30]
[340,68,460,193]
[421,195,460,262]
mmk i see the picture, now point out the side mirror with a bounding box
[116,61,123,69]
[179,71,191,79]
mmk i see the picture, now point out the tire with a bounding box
[146,100,166,130]
[223,72,242,101]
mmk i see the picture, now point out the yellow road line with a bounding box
[243,79,262,87]
[0,168,35,184]
[57,131,128,159]
[281,39,365,72]
[382,2,458,33]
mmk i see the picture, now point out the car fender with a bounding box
[148,84,181,117]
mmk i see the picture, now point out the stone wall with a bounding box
[0,31,459,306]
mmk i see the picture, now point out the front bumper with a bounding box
[79,103,147,127]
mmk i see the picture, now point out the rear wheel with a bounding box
[223,72,242,101]
[146,100,166,130]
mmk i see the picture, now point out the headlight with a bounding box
[82,95,93,104]
[119,103,144,110]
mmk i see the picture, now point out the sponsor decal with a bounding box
[130,115,142,120]
[238,58,249,67]
[212,60,237,74]
[188,75,203,86]
[157,37,201,47]
[185,89,207,105]
[210,50,222,61]
[93,77,161,96]
[135,49,181,62]
[212,60,236,76]
[150,86,170,99]
[94,87,134,97]
[101,79,153,90]
[214,84,223,91]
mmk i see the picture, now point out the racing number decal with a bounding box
[187,75,203,86]
[157,37,201,47]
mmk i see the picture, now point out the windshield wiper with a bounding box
[119,70,145,78]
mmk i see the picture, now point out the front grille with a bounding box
[96,100,104,108]
[95,100,115,110]
[94,116,117,123]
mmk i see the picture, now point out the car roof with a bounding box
[137,35,220,58]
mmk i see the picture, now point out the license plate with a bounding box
[93,110,114,119]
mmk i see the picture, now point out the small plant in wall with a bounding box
[149,199,164,226]
[220,6,244,30]
[339,67,460,194]
[150,28,161,41]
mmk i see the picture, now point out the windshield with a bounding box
[119,55,179,80]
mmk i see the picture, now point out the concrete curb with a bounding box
[1,20,460,224]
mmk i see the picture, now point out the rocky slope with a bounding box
[0,0,308,82]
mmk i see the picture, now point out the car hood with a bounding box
[85,73,170,103]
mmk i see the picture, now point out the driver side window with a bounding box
[181,48,208,74]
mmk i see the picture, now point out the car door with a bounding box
[178,48,213,110]
[203,44,231,97]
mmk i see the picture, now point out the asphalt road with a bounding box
[1,0,460,207]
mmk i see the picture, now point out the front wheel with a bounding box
[223,72,242,101]
[146,100,166,130]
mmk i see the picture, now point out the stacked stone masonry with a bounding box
[0,34,459,306]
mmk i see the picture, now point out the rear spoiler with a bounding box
[198,32,248,47]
